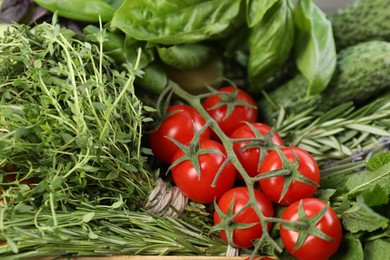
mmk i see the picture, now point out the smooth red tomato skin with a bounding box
[214,187,274,248]
[230,123,284,179]
[258,147,320,205]
[280,198,342,260]
[171,139,236,203]
[202,86,257,137]
[149,104,210,164]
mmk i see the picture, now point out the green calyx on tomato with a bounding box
[202,86,258,137]
[168,122,223,179]
[205,87,257,120]
[170,138,236,203]
[149,104,211,164]
[230,122,285,179]
[212,187,274,248]
[285,200,334,252]
[258,147,320,205]
[280,198,342,260]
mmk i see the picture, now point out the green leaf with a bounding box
[14,204,34,213]
[364,238,390,260]
[82,212,95,223]
[5,238,18,253]
[293,0,336,96]
[248,0,294,91]
[246,0,279,27]
[314,188,337,202]
[2,105,25,116]
[330,233,364,260]
[367,152,390,171]
[346,123,390,136]
[92,102,108,111]
[135,61,168,95]
[50,176,64,191]
[346,162,390,197]
[341,201,389,233]
[157,43,217,70]
[124,36,154,69]
[358,185,389,207]
[111,0,242,44]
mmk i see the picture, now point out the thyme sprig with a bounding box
[0,19,221,258]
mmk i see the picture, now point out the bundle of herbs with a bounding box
[0,19,227,258]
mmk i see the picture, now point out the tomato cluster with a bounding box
[148,86,342,259]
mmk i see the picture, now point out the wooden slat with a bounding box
[41,257,247,260]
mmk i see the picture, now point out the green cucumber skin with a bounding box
[329,0,390,50]
[259,40,390,121]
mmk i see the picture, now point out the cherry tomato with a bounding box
[214,187,274,248]
[149,104,211,164]
[280,198,342,260]
[202,86,257,138]
[230,122,284,179]
[258,147,320,205]
[171,139,236,203]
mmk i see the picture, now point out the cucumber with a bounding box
[329,0,390,50]
[259,40,390,121]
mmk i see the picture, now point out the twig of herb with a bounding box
[275,99,390,163]
[0,18,217,257]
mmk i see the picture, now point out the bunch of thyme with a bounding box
[0,18,225,258]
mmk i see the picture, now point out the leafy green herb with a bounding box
[341,201,389,233]
[364,238,390,260]
[293,0,336,96]
[346,158,390,197]
[248,0,294,90]
[367,152,390,171]
[111,0,242,45]
[157,43,218,70]
[0,20,222,258]
[246,0,278,27]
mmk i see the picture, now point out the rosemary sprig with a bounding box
[0,204,227,258]
[275,99,390,163]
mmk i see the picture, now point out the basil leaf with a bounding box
[157,43,217,70]
[246,0,278,27]
[135,62,168,95]
[123,36,154,69]
[248,0,294,91]
[293,0,336,96]
[111,0,242,44]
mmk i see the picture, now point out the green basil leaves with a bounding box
[293,0,336,96]
[111,0,242,44]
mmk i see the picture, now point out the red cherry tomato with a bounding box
[258,147,320,205]
[202,86,257,138]
[230,122,284,179]
[149,104,210,164]
[280,198,342,260]
[171,139,236,203]
[214,187,274,248]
